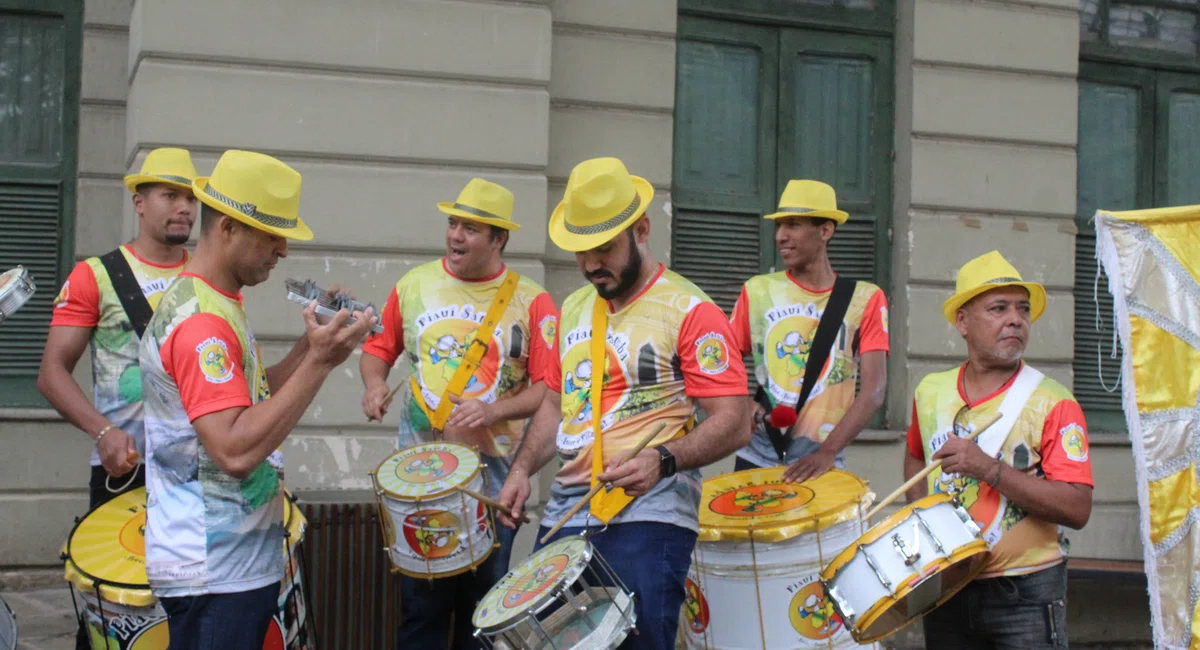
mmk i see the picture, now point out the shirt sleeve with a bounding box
[1038,399,1095,487]
[906,398,925,460]
[858,288,890,355]
[160,313,253,422]
[50,261,101,328]
[728,286,752,357]
[678,301,749,398]
[544,309,564,394]
[526,292,559,385]
[361,287,404,366]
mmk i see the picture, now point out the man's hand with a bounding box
[303,301,376,368]
[932,436,994,482]
[446,394,497,429]
[362,383,390,421]
[496,471,532,529]
[596,448,661,498]
[98,428,137,477]
[783,448,836,483]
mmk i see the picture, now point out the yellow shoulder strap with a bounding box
[429,269,520,431]
[588,296,634,523]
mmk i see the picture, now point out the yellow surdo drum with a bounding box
[682,468,878,650]
[62,487,312,650]
[819,492,991,644]
[370,441,496,579]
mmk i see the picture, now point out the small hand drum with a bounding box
[0,266,35,323]
[472,535,636,650]
[284,278,383,334]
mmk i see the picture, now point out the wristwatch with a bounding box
[656,445,677,479]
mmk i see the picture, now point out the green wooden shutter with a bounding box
[0,1,81,407]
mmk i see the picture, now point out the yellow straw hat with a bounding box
[193,150,313,241]
[943,251,1047,324]
[123,148,199,193]
[549,157,654,253]
[436,178,520,230]
[764,180,849,224]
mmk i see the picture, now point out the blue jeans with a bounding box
[922,562,1069,649]
[536,522,698,650]
[396,522,517,650]
[158,582,280,650]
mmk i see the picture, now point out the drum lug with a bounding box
[826,583,856,624]
[914,511,946,555]
[859,544,892,590]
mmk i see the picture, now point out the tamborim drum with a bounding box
[819,492,991,644]
[0,266,35,323]
[0,593,15,650]
[371,441,496,579]
[683,467,877,650]
[472,535,636,649]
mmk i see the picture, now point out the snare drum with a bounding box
[819,492,991,644]
[370,441,496,579]
[0,266,35,322]
[0,593,16,650]
[472,535,636,649]
[683,467,877,650]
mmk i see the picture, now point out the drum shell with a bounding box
[379,470,495,578]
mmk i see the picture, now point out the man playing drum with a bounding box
[139,150,375,649]
[729,179,889,482]
[904,251,1093,650]
[359,178,558,650]
[497,157,750,649]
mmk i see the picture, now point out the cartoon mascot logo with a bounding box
[788,581,843,640]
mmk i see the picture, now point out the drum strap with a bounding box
[426,269,520,432]
[974,363,1045,458]
[98,248,154,340]
[756,275,857,463]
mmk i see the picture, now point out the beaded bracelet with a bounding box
[987,457,1003,487]
[95,424,115,445]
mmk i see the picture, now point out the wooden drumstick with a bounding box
[865,411,1003,521]
[455,485,531,524]
[540,422,668,544]
[368,382,405,422]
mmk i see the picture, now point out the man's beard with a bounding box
[590,242,643,301]
[165,233,190,245]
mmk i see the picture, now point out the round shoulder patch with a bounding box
[695,332,730,375]
[197,337,235,384]
[538,315,557,348]
[54,280,70,309]
[1059,423,1089,462]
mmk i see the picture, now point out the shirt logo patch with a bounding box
[695,332,730,375]
[197,337,234,384]
[880,305,889,334]
[1060,423,1088,462]
[54,280,70,309]
[539,315,557,349]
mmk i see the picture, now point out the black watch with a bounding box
[656,445,677,479]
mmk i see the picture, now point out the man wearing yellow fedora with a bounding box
[495,157,750,649]
[359,177,558,650]
[138,150,374,649]
[729,179,891,482]
[904,251,1093,649]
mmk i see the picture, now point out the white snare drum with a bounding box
[473,535,636,650]
[0,266,35,322]
[683,468,878,650]
[0,593,15,650]
[371,441,496,579]
[820,492,991,644]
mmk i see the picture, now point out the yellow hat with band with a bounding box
[123,147,199,194]
[942,250,1047,324]
[549,157,653,253]
[193,150,313,242]
[437,178,520,231]
[764,179,849,224]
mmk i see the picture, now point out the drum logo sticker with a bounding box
[539,315,557,349]
[403,509,461,558]
[502,554,569,609]
[683,576,710,634]
[695,332,730,375]
[708,483,815,518]
[196,337,234,384]
[397,449,459,484]
[787,578,844,641]
[119,507,147,556]
[1060,423,1089,462]
[0,270,13,293]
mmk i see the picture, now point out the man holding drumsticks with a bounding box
[904,251,1093,650]
[497,157,750,650]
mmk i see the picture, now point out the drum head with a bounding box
[697,467,872,543]
[374,441,481,500]
[64,487,157,607]
[472,535,591,632]
[0,593,15,650]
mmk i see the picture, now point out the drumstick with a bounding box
[865,411,1003,521]
[368,382,405,422]
[455,485,531,524]
[540,422,668,544]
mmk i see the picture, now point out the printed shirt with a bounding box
[361,259,558,497]
[139,273,284,597]
[729,271,889,467]
[51,245,189,466]
[542,265,748,531]
[907,363,1094,578]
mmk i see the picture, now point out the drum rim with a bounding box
[696,467,873,543]
[472,535,593,633]
[372,441,484,501]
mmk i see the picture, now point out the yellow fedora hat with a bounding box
[942,250,1047,324]
[437,178,520,231]
[549,157,654,253]
[765,180,850,224]
[123,147,199,193]
[193,150,313,241]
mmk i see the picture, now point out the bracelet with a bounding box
[95,424,115,445]
[987,457,1003,487]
